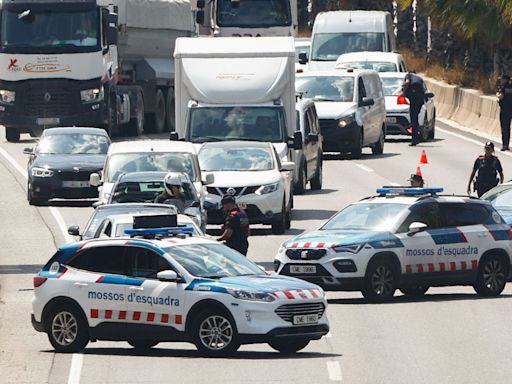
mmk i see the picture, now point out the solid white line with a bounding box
[354,163,374,173]
[49,207,75,243]
[326,361,343,382]
[0,147,28,180]
[67,353,83,384]
[325,331,332,338]
[437,127,512,158]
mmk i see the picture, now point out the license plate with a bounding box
[386,117,397,124]
[290,265,316,274]
[293,314,318,325]
[63,181,90,188]
[36,117,60,125]
[237,202,247,209]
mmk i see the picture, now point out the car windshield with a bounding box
[311,32,385,61]
[110,181,198,204]
[189,107,285,143]
[104,153,196,183]
[199,146,274,172]
[321,203,409,231]
[339,61,397,72]
[83,206,176,239]
[165,243,265,278]
[216,0,291,28]
[381,77,405,96]
[37,133,109,155]
[0,8,99,52]
[114,222,200,237]
[482,186,512,208]
[296,76,354,102]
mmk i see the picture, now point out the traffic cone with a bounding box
[419,150,429,164]
[415,166,422,177]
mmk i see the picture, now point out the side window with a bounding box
[127,247,173,279]
[440,203,495,227]
[303,110,311,136]
[358,77,367,100]
[398,203,441,233]
[309,106,319,134]
[68,246,127,275]
[103,222,112,237]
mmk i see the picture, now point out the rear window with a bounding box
[67,246,126,275]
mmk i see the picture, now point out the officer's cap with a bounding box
[485,141,494,150]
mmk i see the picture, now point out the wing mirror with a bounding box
[298,52,308,65]
[408,222,427,236]
[23,147,34,155]
[202,173,215,185]
[359,97,374,107]
[287,131,303,150]
[90,173,101,187]
[67,225,82,239]
[157,270,184,283]
[425,91,434,99]
[281,161,295,172]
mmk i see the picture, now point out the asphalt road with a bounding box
[2,122,512,384]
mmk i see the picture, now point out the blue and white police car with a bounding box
[31,228,329,356]
[275,188,512,302]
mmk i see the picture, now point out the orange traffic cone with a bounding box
[419,150,429,164]
[415,166,422,177]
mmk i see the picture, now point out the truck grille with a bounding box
[275,302,326,323]
[58,171,93,181]
[286,248,327,260]
[25,88,73,117]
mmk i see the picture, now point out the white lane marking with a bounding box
[67,353,83,384]
[327,361,343,382]
[0,147,28,180]
[49,207,75,243]
[437,127,512,158]
[325,331,332,338]
[354,163,374,173]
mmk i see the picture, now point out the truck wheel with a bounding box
[372,127,385,155]
[294,162,307,195]
[145,89,166,134]
[127,340,159,349]
[192,309,239,357]
[269,339,310,354]
[310,158,322,190]
[5,127,20,143]
[473,255,507,297]
[166,88,176,132]
[362,259,397,303]
[46,305,89,353]
[127,91,144,137]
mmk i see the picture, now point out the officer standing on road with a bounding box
[402,71,426,146]
[467,142,504,197]
[217,195,250,255]
[496,74,512,151]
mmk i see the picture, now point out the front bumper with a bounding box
[30,170,101,199]
[319,120,360,153]
[240,324,330,344]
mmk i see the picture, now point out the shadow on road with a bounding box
[303,188,338,196]
[207,227,305,237]
[323,152,400,161]
[328,293,512,305]
[39,199,96,208]
[292,208,337,221]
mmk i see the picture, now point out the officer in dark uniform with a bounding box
[402,72,426,146]
[467,142,504,197]
[217,195,250,255]
[497,74,512,151]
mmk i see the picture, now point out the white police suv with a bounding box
[275,188,512,302]
[32,228,328,356]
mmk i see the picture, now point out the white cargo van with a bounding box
[302,11,396,71]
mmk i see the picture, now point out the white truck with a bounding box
[0,0,195,142]
[194,0,297,37]
[173,36,302,163]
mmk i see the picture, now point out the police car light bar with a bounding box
[124,226,194,238]
[377,187,444,196]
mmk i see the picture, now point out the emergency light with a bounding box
[377,187,444,196]
[125,226,194,238]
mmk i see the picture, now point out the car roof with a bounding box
[199,141,272,149]
[337,51,403,62]
[42,127,109,136]
[296,69,377,78]
[95,203,175,212]
[358,194,489,205]
[108,213,194,225]
[378,71,407,79]
[107,140,197,154]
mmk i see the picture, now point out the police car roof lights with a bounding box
[376,187,444,196]
[124,226,194,239]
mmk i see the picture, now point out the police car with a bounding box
[275,188,512,302]
[31,228,329,356]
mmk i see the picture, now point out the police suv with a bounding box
[275,188,512,302]
[31,227,329,356]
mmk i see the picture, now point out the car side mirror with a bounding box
[307,133,319,143]
[67,225,81,237]
[287,131,303,150]
[425,91,434,99]
[408,222,427,236]
[23,147,34,155]
[281,161,295,172]
[157,270,183,283]
[298,52,308,65]
[359,97,374,107]
[170,132,179,141]
[196,10,205,24]
[90,173,101,187]
[202,173,214,185]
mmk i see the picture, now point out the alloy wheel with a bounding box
[199,315,233,351]
[51,311,78,347]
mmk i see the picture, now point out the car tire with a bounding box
[46,305,89,353]
[428,114,436,140]
[362,259,397,303]
[372,127,385,155]
[127,91,144,137]
[269,339,310,354]
[400,286,429,297]
[127,340,159,349]
[310,157,322,190]
[272,201,287,235]
[285,203,292,230]
[27,181,45,206]
[294,162,307,195]
[5,127,20,143]
[351,129,363,159]
[192,308,239,357]
[473,255,508,297]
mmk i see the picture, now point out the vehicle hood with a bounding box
[314,102,357,120]
[308,61,337,71]
[33,154,106,170]
[207,170,280,187]
[283,229,404,248]
[187,274,322,294]
[385,96,409,112]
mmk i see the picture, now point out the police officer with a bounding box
[402,71,426,146]
[467,142,504,197]
[217,195,250,255]
[496,74,512,151]
[408,173,424,188]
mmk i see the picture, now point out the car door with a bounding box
[125,246,187,334]
[361,75,380,144]
[302,107,315,179]
[357,76,373,146]
[66,245,128,328]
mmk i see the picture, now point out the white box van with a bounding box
[303,11,396,71]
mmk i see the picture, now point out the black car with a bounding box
[24,127,111,205]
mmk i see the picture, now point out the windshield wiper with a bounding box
[194,136,224,142]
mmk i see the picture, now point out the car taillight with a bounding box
[33,276,47,288]
[397,95,409,105]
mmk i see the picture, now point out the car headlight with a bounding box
[0,89,15,105]
[80,87,104,104]
[256,182,280,195]
[338,114,355,128]
[31,167,54,177]
[227,288,275,302]
[333,244,364,253]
